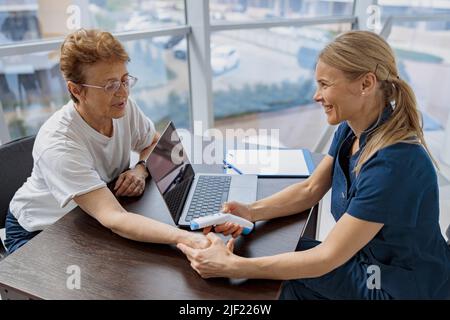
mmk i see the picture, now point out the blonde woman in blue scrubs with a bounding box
[177,31,450,299]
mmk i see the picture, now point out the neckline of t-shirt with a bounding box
[69,101,117,143]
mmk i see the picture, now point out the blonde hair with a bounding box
[60,29,130,103]
[319,30,436,174]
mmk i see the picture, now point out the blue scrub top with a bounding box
[328,106,450,299]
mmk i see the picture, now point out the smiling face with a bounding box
[313,59,365,126]
[75,59,129,121]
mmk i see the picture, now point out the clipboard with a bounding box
[224,148,315,178]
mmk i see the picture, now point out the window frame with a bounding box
[1,0,449,145]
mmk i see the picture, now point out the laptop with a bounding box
[146,122,258,229]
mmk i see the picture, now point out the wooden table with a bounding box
[0,152,322,300]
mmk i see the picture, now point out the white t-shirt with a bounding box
[10,97,156,232]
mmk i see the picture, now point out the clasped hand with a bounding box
[177,201,253,278]
[114,167,147,197]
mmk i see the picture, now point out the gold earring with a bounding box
[361,91,365,95]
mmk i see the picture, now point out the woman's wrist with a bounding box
[174,229,190,245]
[248,202,266,222]
[228,254,251,278]
[134,162,149,179]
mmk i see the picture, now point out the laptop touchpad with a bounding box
[227,175,257,203]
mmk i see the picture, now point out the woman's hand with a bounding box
[177,233,238,278]
[203,201,254,238]
[114,167,147,197]
[178,231,211,249]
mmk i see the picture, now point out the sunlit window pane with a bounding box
[212,24,351,149]
[379,0,450,16]
[210,0,354,22]
[0,35,190,140]
[387,22,450,131]
[0,51,67,139]
[124,36,191,131]
[0,0,185,45]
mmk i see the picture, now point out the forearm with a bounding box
[250,181,320,221]
[231,246,332,280]
[139,131,160,162]
[138,145,153,162]
[110,211,188,245]
[231,214,384,280]
[76,187,190,244]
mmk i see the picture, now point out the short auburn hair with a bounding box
[60,29,130,103]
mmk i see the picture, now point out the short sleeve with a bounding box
[128,98,156,152]
[38,145,106,208]
[328,123,348,158]
[346,155,424,227]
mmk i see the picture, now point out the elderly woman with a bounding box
[177,31,450,299]
[5,29,208,254]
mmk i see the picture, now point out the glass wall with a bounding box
[0,0,185,45]
[387,22,450,132]
[211,23,351,149]
[0,0,190,141]
[124,36,191,132]
[0,51,67,139]
[384,9,450,175]
[379,0,450,20]
[1,35,190,140]
[3,0,449,149]
[210,0,354,22]
[380,1,450,234]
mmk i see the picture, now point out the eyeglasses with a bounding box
[80,75,138,94]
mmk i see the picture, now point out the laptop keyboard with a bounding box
[184,175,231,222]
[163,176,192,221]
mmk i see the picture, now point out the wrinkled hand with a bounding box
[178,231,211,249]
[114,167,147,197]
[177,233,237,278]
[203,201,253,238]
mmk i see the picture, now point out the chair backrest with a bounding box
[0,136,35,229]
[447,225,450,246]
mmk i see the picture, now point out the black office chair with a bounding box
[0,135,35,260]
[447,225,450,246]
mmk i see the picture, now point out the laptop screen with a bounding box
[146,122,195,222]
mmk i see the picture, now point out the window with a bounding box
[0,51,67,139]
[0,0,185,45]
[384,12,450,177]
[387,22,450,132]
[211,23,351,149]
[210,0,354,22]
[379,0,450,18]
[0,35,191,140]
[124,36,191,131]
